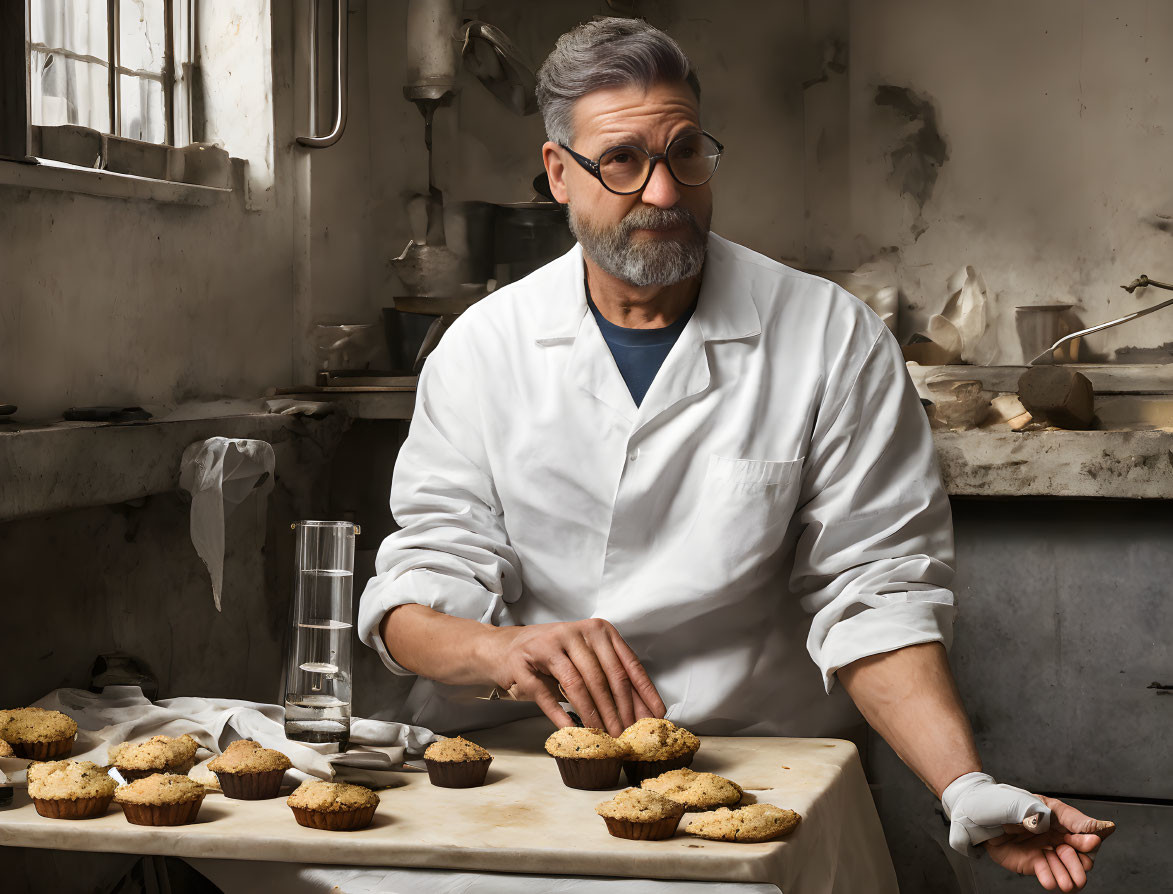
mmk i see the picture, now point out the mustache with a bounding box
[617,205,704,239]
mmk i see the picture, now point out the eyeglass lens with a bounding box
[598,133,721,193]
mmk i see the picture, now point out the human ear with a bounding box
[542,141,570,204]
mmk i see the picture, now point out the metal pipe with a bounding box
[163,0,175,144]
[107,0,120,135]
[1030,278,1173,364]
[297,0,348,148]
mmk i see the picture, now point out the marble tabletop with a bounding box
[0,718,897,892]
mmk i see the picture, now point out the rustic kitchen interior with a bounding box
[0,1,1170,892]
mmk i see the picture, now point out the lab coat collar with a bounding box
[534,233,762,426]
[533,233,763,345]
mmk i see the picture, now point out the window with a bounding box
[27,0,192,147]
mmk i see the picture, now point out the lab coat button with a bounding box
[627,448,640,462]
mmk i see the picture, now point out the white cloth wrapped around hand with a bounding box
[941,771,1052,856]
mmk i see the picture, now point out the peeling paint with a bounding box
[874,85,948,237]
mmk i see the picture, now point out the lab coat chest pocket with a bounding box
[678,454,805,593]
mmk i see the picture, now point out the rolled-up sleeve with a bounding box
[357,331,521,675]
[791,320,956,693]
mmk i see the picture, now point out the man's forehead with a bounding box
[571,81,701,147]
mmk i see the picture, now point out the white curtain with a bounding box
[29,0,169,144]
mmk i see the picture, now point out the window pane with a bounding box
[120,76,166,143]
[120,0,167,74]
[30,50,111,132]
[29,0,109,61]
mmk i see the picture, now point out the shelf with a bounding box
[272,391,416,420]
[935,428,1173,499]
[0,412,346,523]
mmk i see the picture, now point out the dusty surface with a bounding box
[0,717,897,891]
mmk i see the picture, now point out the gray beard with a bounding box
[568,204,709,287]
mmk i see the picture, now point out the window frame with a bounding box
[24,0,188,146]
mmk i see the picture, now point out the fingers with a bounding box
[1062,832,1103,853]
[1055,844,1088,889]
[561,639,626,737]
[631,688,655,720]
[584,627,638,728]
[515,668,576,729]
[547,651,608,732]
[1042,796,1116,839]
[1043,847,1077,892]
[608,628,667,717]
[1033,853,1058,891]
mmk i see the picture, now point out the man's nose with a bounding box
[640,158,681,208]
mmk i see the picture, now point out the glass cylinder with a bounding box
[284,520,360,751]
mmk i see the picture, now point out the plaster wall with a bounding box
[845,0,1173,362]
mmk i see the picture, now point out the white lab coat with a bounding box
[358,233,955,738]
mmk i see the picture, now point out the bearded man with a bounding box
[358,17,1110,891]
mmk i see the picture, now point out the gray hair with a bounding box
[536,18,700,146]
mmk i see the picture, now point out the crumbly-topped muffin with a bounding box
[686,803,802,842]
[422,737,493,788]
[0,738,14,758]
[109,734,200,773]
[287,780,380,831]
[115,773,206,826]
[287,780,379,812]
[595,787,686,841]
[423,737,492,763]
[595,788,685,823]
[208,739,292,774]
[618,718,700,761]
[208,739,292,800]
[545,728,630,759]
[27,760,116,820]
[641,768,743,810]
[28,760,116,800]
[0,707,78,760]
[115,774,206,805]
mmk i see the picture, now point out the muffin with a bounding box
[108,734,201,781]
[27,760,116,820]
[422,736,493,788]
[0,707,78,760]
[114,773,206,826]
[640,767,743,810]
[545,727,630,789]
[595,787,685,841]
[207,739,292,800]
[0,739,14,758]
[287,780,379,831]
[617,718,700,785]
[686,803,802,842]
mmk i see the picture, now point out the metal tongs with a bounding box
[1030,275,1173,364]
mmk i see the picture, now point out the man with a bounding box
[359,18,1110,891]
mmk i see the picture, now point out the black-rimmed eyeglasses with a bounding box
[560,131,724,196]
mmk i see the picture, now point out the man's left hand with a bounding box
[982,795,1114,892]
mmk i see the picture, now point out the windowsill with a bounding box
[0,156,232,206]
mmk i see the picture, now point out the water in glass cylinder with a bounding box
[285,566,353,750]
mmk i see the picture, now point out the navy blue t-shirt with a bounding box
[587,288,696,407]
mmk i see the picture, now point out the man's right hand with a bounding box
[484,618,666,737]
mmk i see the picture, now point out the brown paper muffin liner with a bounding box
[622,754,695,786]
[290,804,377,831]
[32,794,114,820]
[120,796,204,826]
[116,759,196,782]
[216,769,286,800]
[554,756,623,790]
[602,815,682,841]
[12,735,75,761]
[424,757,492,788]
